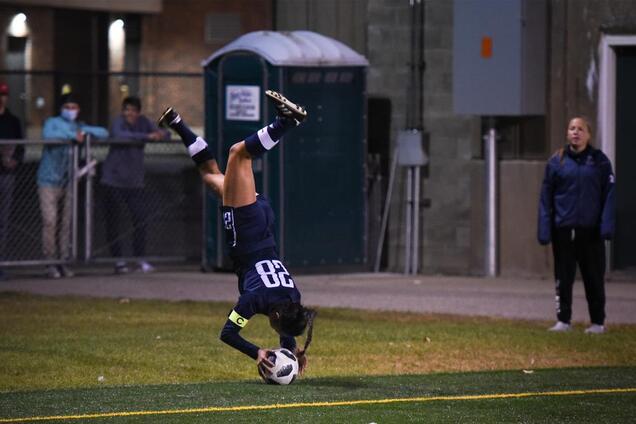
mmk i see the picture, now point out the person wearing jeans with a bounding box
[38,90,108,278]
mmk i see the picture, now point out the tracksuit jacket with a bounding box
[37,115,108,187]
[537,145,615,244]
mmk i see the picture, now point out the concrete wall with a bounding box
[275,0,367,55]
[470,160,553,277]
[419,0,477,274]
[275,0,479,274]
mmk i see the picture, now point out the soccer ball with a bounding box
[258,348,299,385]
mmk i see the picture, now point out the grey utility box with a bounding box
[453,0,546,115]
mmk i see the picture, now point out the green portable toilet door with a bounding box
[281,67,366,269]
[218,54,270,190]
[214,54,272,267]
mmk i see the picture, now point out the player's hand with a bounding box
[256,349,275,375]
[296,349,308,375]
[75,130,85,143]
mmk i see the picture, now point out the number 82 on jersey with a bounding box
[255,259,295,288]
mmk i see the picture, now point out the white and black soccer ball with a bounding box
[258,348,299,385]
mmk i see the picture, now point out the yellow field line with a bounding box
[1,387,635,423]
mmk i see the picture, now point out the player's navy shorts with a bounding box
[221,195,277,273]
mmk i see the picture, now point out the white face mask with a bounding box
[61,108,78,121]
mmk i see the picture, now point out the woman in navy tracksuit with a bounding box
[538,116,615,334]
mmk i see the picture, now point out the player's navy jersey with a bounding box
[220,259,301,359]
[219,195,301,359]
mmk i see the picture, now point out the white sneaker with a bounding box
[58,265,74,278]
[114,261,130,274]
[548,321,571,332]
[584,324,606,334]
[46,265,61,279]
[138,261,155,273]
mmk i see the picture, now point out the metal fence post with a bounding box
[71,140,79,261]
[85,134,93,261]
[484,121,498,277]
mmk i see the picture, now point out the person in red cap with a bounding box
[0,82,24,281]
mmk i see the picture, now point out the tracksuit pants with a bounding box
[552,227,606,325]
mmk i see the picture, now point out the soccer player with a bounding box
[158,91,316,375]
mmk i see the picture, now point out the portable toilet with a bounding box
[202,30,368,271]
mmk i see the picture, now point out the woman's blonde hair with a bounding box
[557,116,593,164]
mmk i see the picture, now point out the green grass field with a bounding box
[1,292,635,423]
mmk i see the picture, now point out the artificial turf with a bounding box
[1,293,635,422]
[0,367,635,423]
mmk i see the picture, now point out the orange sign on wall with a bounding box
[481,36,493,58]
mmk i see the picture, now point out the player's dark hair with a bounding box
[275,302,316,338]
[122,96,142,111]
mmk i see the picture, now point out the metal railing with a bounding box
[0,136,203,269]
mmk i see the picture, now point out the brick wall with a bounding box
[139,0,272,129]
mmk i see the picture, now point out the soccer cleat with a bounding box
[584,324,606,334]
[157,107,182,129]
[547,321,571,332]
[265,90,307,123]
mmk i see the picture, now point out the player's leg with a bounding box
[222,141,256,207]
[222,119,297,207]
[158,108,225,198]
[222,90,307,207]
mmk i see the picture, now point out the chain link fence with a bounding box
[1,139,76,266]
[0,71,206,271]
[0,137,203,269]
[87,138,202,266]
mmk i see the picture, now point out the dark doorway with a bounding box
[53,9,109,126]
[614,46,636,270]
[5,35,27,125]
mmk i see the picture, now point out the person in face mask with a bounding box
[37,90,108,279]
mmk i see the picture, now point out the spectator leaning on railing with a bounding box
[100,96,170,274]
[0,82,24,281]
[37,90,108,279]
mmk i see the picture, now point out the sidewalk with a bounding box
[1,266,635,324]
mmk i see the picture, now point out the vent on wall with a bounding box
[205,13,241,44]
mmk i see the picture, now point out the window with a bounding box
[480,116,547,159]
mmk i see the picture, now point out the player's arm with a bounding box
[219,309,275,369]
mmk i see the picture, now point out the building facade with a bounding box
[2,0,634,276]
